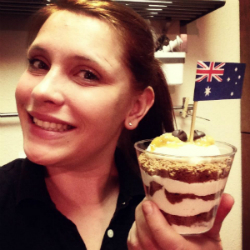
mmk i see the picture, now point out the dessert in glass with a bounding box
[134,130,237,235]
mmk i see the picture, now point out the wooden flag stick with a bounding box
[189,101,198,142]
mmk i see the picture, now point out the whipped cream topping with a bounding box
[33,117,72,132]
[147,133,220,157]
[148,144,220,157]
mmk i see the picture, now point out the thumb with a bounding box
[142,200,185,249]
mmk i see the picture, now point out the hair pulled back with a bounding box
[28,0,175,171]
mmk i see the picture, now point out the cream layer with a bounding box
[146,186,221,216]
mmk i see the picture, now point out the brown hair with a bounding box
[28,0,175,172]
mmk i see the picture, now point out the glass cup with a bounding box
[134,140,237,235]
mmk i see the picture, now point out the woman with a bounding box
[0,0,234,249]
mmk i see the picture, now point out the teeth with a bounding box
[33,117,72,132]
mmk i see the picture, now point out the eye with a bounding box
[28,58,49,71]
[78,70,99,81]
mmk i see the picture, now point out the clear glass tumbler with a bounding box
[134,140,237,235]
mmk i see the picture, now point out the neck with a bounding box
[45,158,119,206]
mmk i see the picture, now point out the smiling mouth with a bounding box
[33,117,74,132]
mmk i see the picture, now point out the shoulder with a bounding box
[0,160,25,246]
[0,158,24,180]
[0,159,25,204]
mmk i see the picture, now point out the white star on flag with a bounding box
[204,86,211,96]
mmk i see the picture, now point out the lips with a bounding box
[27,110,75,133]
[33,117,73,132]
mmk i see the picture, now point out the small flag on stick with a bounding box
[194,61,246,101]
[189,61,246,142]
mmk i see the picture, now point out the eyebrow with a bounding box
[27,45,46,55]
[27,44,102,65]
[73,55,96,63]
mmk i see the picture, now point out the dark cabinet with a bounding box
[0,0,225,25]
[240,0,250,249]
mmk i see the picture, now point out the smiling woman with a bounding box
[16,10,141,170]
[15,0,175,172]
[0,1,233,250]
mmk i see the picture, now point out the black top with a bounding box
[0,150,145,250]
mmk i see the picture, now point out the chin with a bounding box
[24,144,55,167]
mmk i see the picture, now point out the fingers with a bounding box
[128,194,234,250]
[128,202,159,250]
[128,200,168,250]
[127,222,140,250]
[141,200,186,250]
[128,196,233,250]
[206,193,235,239]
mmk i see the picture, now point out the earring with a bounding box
[129,122,132,126]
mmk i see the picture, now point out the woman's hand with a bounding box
[127,193,234,250]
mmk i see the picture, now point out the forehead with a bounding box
[38,10,117,39]
[32,10,125,64]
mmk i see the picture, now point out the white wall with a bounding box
[0,1,242,248]
[170,0,242,249]
[0,15,28,165]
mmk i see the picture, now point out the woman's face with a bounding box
[16,10,138,169]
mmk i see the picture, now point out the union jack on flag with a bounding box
[194,61,246,101]
[196,61,225,82]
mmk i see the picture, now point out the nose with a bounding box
[31,68,65,107]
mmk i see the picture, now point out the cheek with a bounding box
[15,72,32,108]
[71,88,133,126]
[15,84,25,112]
[96,93,132,129]
[97,90,132,116]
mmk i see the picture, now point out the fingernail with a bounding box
[142,201,153,215]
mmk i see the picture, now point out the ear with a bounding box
[125,86,155,130]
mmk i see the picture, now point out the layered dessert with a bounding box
[135,130,235,235]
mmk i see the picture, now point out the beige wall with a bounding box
[0,16,28,165]
[0,0,242,248]
[171,0,242,249]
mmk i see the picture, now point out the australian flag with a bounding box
[193,61,246,101]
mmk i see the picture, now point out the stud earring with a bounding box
[129,122,132,126]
